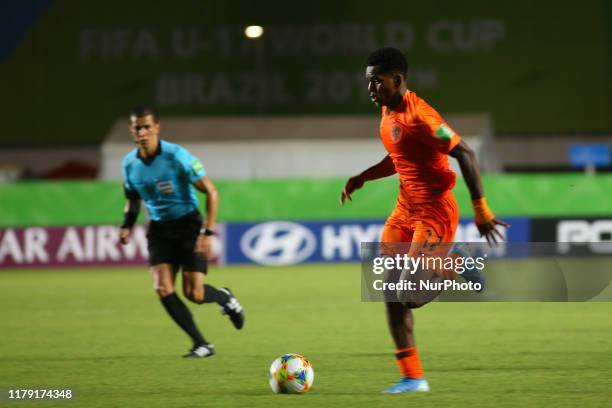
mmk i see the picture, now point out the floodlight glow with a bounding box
[245,25,264,39]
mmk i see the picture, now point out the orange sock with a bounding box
[395,347,424,378]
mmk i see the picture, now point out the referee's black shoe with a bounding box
[183,343,215,358]
[219,288,245,329]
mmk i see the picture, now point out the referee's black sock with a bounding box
[160,293,208,346]
[201,284,230,305]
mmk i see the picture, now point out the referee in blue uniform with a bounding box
[119,106,244,358]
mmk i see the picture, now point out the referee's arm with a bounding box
[193,176,219,232]
[119,188,141,245]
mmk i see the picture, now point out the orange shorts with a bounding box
[380,191,460,287]
[381,191,459,246]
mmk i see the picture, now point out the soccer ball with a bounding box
[269,353,314,394]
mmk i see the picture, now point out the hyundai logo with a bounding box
[240,221,317,266]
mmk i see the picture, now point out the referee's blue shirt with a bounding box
[122,140,206,221]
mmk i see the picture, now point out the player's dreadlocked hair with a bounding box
[130,105,159,123]
[366,47,408,76]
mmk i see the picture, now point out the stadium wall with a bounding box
[1,174,611,226]
[1,174,611,267]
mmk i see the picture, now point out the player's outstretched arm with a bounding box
[340,154,396,205]
[449,140,509,244]
[119,195,141,245]
[193,176,219,258]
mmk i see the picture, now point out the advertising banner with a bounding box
[4,216,612,268]
[224,217,531,265]
[0,224,224,268]
[531,217,612,256]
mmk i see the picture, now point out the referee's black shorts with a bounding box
[147,210,208,273]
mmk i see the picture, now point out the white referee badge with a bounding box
[156,180,174,195]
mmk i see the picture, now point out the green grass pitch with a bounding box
[1,264,611,407]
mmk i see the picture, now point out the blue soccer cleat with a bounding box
[450,243,485,293]
[383,377,430,393]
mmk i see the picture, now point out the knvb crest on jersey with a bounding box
[391,124,402,143]
[240,221,317,266]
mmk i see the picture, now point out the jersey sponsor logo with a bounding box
[435,124,453,141]
[192,159,204,174]
[155,180,174,195]
[240,221,316,266]
[391,124,402,142]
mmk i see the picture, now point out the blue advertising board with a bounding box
[569,144,610,168]
[224,217,531,265]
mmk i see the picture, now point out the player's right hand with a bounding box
[119,228,131,245]
[340,174,365,205]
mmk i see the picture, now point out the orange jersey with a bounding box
[380,90,461,206]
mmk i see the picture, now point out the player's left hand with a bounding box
[477,217,510,245]
[195,235,212,259]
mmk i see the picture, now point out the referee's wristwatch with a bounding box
[199,228,215,236]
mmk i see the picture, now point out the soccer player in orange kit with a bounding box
[340,47,508,393]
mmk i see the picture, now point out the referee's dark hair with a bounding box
[367,47,408,77]
[130,105,159,123]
